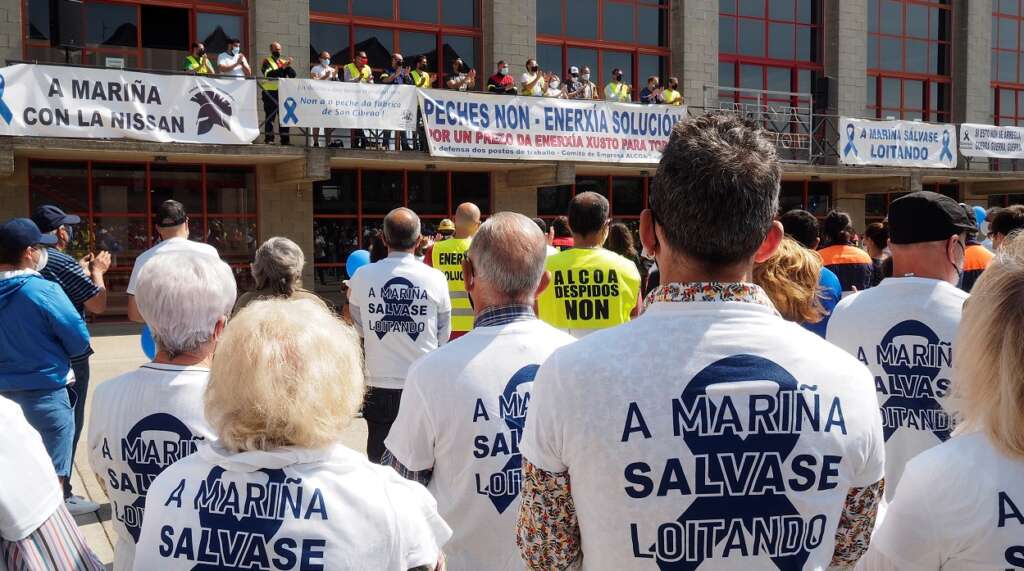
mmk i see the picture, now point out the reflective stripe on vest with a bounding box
[537,248,641,331]
[345,63,371,82]
[185,55,210,74]
[411,69,430,88]
[431,238,474,332]
[662,89,681,105]
[607,82,629,101]
[260,57,281,90]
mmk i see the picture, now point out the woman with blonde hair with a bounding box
[753,236,826,325]
[132,298,451,570]
[856,234,1024,570]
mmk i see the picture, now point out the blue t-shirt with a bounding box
[804,266,841,338]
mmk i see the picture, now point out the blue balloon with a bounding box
[973,205,987,226]
[140,325,157,360]
[346,249,371,279]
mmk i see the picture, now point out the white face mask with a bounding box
[499,67,509,76]
[550,80,560,89]
[582,73,590,81]
[322,59,330,67]
[231,46,240,56]
[33,247,48,271]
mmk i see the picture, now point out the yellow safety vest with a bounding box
[606,81,630,102]
[345,62,372,83]
[184,55,211,75]
[662,88,682,106]
[411,69,431,88]
[537,248,641,331]
[431,238,474,333]
[260,57,285,90]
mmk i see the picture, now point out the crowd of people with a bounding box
[182,41,684,148]
[3,114,1024,570]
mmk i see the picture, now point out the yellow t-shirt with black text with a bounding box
[538,247,641,338]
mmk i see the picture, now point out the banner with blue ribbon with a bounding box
[837,117,957,169]
[0,74,14,125]
[282,97,298,124]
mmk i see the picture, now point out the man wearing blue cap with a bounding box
[0,218,91,494]
[31,204,110,515]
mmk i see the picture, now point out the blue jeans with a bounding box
[3,387,74,477]
[64,357,90,496]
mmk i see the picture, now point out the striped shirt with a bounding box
[0,504,105,570]
[40,249,99,316]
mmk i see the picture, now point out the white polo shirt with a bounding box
[347,252,451,389]
[385,315,576,570]
[826,276,967,499]
[126,237,220,296]
[87,363,215,571]
[0,395,63,541]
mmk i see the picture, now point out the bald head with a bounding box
[383,207,421,251]
[467,212,548,304]
[454,202,481,238]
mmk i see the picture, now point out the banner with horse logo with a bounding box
[838,117,957,169]
[0,63,259,144]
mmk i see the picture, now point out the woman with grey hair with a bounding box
[233,236,325,315]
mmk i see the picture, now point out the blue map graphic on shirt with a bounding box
[122,413,201,542]
[670,354,809,571]
[876,320,954,443]
[486,364,537,514]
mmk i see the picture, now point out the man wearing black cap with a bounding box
[126,200,220,323]
[30,205,111,515]
[0,218,91,498]
[827,190,975,501]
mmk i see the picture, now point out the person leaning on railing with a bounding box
[182,42,214,75]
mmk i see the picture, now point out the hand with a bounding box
[468,68,477,79]
[78,253,93,273]
[90,251,112,275]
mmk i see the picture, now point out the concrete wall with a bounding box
[955,0,992,125]
[492,177,538,217]
[828,0,868,117]
[251,0,311,75]
[482,0,537,80]
[256,164,315,287]
[672,0,718,107]
[0,0,20,66]
[0,155,28,221]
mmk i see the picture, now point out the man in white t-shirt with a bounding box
[0,395,104,568]
[517,115,886,570]
[384,213,575,570]
[216,37,251,77]
[518,58,546,96]
[126,199,220,323]
[827,190,975,500]
[88,252,236,571]
[348,207,451,464]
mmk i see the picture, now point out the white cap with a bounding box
[569,66,580,74]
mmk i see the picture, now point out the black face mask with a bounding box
[530,65,539,72]
[272,50,281,59]
[197,49,206,56]
[615,74,623,81]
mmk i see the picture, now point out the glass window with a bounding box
[604,3,635,43]
[770,0,796,20]
[354,27,394,70]
[452,172,490,212]
[443,35,477,75]
[720,16,737,54]
[538,43,565,77]
[140,5,189,51]
[576,176,609,198]
[400,31,438,70]
[29,162,89,214]
[538,186,572,216]
[566,0,599,39]
[86,2,138,47]
[361,171,403,214]
[197,13,242,56]
[28,0,50,41]
[603,51,632,85]
[768,22,795,60]
[442,0,478,27]
[353,0,393,19]
[310,0,348,14]
[538,0,563,35]
[566,47,598,78]
[150,165,202,216]
[738,18,766,56]
[314,170,358,214]
[206,167,256,215]
[408,172,447,215]
[92,163,147,213]
[740,63,762,89]
[612,178,643,215]
[638,55,666,85]
[638,6,665,46]
[738,0,764,17]
[401,0,438,23]
[311,22,349,63]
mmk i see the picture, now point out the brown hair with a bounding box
[753,237,826,324]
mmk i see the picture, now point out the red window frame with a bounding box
[992,4,1024,170]
[865,183,959,224]
[718,0,823,107]
[536,0,671,101]
[779,180,833,217]
[866,0,952,122]
[310,0,482,89]
[22,0,249,70]
[311,168,493,279]
[537,175,650,223]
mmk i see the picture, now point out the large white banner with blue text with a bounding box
[838,117,957,168]
[959,123,1024,159]
[0,63,259,144]
[277,80,417,131]
[418,89,688,163]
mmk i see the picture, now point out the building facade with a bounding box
[0,0,1022,316]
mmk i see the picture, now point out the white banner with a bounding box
[418,89,688,163]
[277,80,417,131]
[0,64,259,144]
[959,123,1024,159]
[838,117,957,168]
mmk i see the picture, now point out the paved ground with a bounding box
[71,324,369,569]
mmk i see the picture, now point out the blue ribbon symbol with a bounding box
[843,122,858,158]
[940,129,954,161]
[0,74,13,125]
[282,97,298,124]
